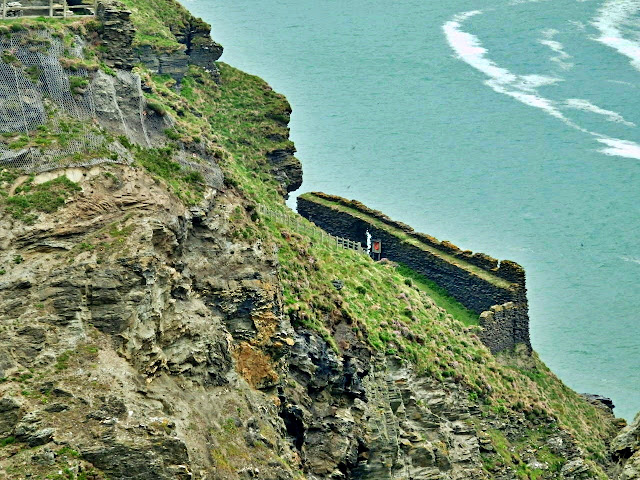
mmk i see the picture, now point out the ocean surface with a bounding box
[182,0,640,420]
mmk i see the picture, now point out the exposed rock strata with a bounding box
[267,145,303,195]
[97,1,136,69]
[96,0,223,82]
[612,413,640,479]
[0,166,614,479]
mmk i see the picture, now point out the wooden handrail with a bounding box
[0,0,96,18]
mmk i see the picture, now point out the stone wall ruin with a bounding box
[297,192,532,354]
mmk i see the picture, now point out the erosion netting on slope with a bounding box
[0,30,122,172]
[0,30,222,187]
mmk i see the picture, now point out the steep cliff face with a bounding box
[99,0,224,82]
[0,165,303,479]
[0,2,632,479]
[0,166,621,480]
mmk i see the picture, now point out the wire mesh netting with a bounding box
[0,31,222,186]
[0,31,128,172]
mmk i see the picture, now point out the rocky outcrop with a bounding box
[95,0,223,82]
[612,413,640,479]
[136,45,190,82]
[267,145,303,195]
[581,393,616,416]
[97,1,136,69]
[178,17,224,76]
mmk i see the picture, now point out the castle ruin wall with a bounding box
[297,193,531,354]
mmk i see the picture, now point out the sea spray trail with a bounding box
[620,255,640,265]
[564,99,636,127]
[539,29,574,70]
[442,11,573,124]
[443,9,640,160]
[593,0,640,71]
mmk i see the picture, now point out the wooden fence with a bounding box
[1,0,97,19]
[258,205,367,255]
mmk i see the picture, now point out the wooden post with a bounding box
[63,0,67,18]
[49,0,54,17]
[94,0,98,16]
[2,0,6,19]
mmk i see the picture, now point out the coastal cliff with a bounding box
[0,1,637,479]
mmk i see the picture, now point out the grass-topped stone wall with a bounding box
[297,192,531,354]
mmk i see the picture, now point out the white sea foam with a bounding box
[517,74,564,89]
[444,9,640,162]
[608,79,636,87]
[620,255,640,265]
[443,12,517,84]
[539,29,574,70]
[596,136,640,159]
[592,0,640,71]
[443,12,581,129]
[565,98,636,126]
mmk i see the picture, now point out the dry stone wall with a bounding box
[297,192,531,354]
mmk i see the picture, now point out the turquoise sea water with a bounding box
[182,0,640,420]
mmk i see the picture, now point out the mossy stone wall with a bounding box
[297,194,531,354]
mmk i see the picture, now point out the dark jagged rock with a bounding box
[179,18,224,76]
[0,396,22,436]
[267,146,303,195]
[97,1,136,69]
[612,413,640,461]
[581,393,616,415]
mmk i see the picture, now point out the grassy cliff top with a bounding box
[119,0,212,51]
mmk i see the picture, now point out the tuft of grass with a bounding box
[0,437,15,447]
[68,75,89,95]
[133,145,205,205]
[118,0,204,52]
[55,350,73,371]
[1,50,21,67]
[396,263,479,326]
[3,175,81,223]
